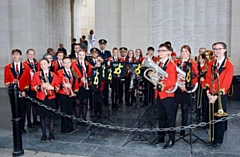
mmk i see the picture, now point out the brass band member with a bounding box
[98,39,112,106]
[197,53,209,123]
[122,50,137,106]
[23,49,41,128]
[153,43,177,149]
[118,47,128,104]
[135,49,144,63]
[142,46,158,107]
[57,57,78,134]
[4,49,31,134]
[174,45,198,137]
[72,46,92,125]
[205,42,233,148]
[44,53,55,72]
[31,58,59,142]
[52,51,65,73]
[108,47,120,110]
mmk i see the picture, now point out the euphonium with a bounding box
[176,66,198,93]
[142,57,178,93]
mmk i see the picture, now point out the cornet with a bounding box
[83,71,90,90]
[142,57,178,93]
[62,77,76,97]
[41,75,52,96]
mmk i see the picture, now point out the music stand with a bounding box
[122,77,155,147]
[174,101,207,154]
[86,67,115,139]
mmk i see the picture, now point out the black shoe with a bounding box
[40,135,47,142]
[180,130,185,137]
[141,103,148,108]
[206,141,214,147]
[21,128,27,135]
[163,140,174,149]
[27,123,35,128]
[153,137,165,144]
[212,143,221,149]
[49,134,55,141]
[33,121,41,125]
[66,129,78,135]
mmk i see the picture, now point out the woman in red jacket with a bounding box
[57,57,79,133]
[174,45,198,137]
[72,49,92,125]
[123,50,137,106]
[31,58,59,142]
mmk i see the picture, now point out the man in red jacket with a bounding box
[153,43,177,149]
[4,49,31,134]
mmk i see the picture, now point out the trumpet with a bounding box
[62,77,76,97]
[142,57,178,93]
[176,66,198,93]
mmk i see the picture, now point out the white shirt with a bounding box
[58,60,63,66]
[65,68,72,77]
[14,62,20,73]
[159,58,168,67]
[79,60,86,72]
[216,57,225,69]
[75,52,78,58]
[43,70,49,77]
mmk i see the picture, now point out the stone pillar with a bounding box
[230,0,240,74]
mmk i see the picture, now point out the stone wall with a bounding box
[0,0,81,87]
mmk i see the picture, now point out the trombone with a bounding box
[208,65,228,142]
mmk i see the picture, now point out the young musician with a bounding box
[142,46,158,107]
[31,58,59,141]
[197,53,209,123]
[135,49,144,63]
[123,50,137,106]
[174,45,198,137]
[92,55,105,117]
[4,49,31,134]
[165,41,177,59]
[98,39,111,106]
[89,47,100,110]
[153,43,177,149]
[107,47,120,110]
[23,49,40,128]
[44,53,54,72]
[57,57,78,134]
[118,47,128,104]
[72,47,92,125]
[205,42,233,149]
[52,51,65,73]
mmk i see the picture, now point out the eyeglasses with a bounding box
[157,50,168,52]
[213,48,224,51]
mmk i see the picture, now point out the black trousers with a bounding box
[58,94,74,133]
[124,76,131,104]
[143,78,154,104]
[103,83,109,104]
[111,78,120,108]
[156,96,175,141]
[213,94,227,144]
[8,93,26,130]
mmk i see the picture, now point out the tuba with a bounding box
[176,66,198,93]
[142,57,178,93]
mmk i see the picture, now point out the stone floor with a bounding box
[0,88,240,157]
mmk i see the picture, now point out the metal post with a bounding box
[10,84,24,156]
